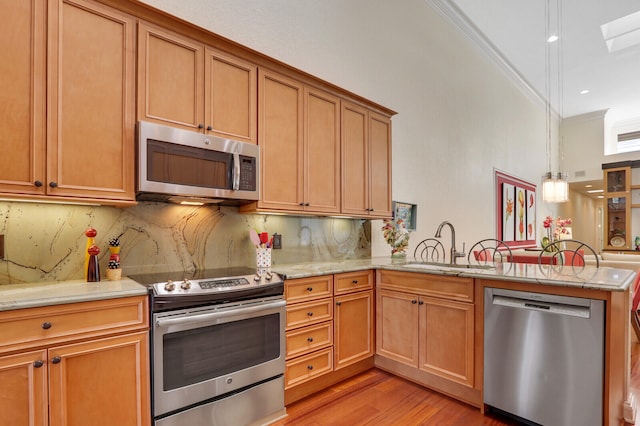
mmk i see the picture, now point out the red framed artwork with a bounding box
[495,169,537,249]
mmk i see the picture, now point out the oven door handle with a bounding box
[155,299,286,329]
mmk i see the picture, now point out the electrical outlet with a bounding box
[0,235,4,259]
[272,233,282,249]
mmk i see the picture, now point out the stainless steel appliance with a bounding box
[137,121,259,204]
[484,287,604,426]
[129,267,286,426]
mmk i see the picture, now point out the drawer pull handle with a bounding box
[33,360,44,368]
[307,287,313,292]
[307,365,313,370]
[51,356,61,365]
[352,280,358,284]
[307,337,314,342]
[41,322,52,330]
[307,312,313,317]
[411,300,417,304]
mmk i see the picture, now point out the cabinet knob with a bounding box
[307,311,314,317]
[307,287,313,292]
[34,180,43,187]
[418,301,424,305]
[198,124,204,129]
[33,360,44,368]
[336,301,342,306]
[307,337,314,342]
[41,322,52,330]
[206,125,212,131]
[305,203,310,206]
[352,280,358,284]
[51,356,61,364]
[411,300,417,304]
[299,203,305,206]
[49,181,58,188]
[307,365,314,370]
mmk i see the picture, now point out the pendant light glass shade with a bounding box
[542,172,568,203]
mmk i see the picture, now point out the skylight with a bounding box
[601,10,640,52]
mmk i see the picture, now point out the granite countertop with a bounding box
[273,256,636,292]
[0,278,148,312]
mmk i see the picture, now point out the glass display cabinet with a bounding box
[603,167,631,250]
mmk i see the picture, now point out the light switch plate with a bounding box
[0,235,4,259]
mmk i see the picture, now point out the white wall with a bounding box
[141,0,554,257]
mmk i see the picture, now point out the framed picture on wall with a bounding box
[392,201,417,231]
[495,169,537,249]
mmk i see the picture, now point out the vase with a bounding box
[391,252,407,264]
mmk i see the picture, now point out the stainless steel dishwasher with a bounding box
[484,287,604,426]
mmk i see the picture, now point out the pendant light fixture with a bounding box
[542,0,569,203]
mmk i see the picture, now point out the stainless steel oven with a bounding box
[130,267,286,426]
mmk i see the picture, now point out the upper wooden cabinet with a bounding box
[0,0,136,205]
[603,166,631,250]
[342,101,392,218]
[137,22,257,143]
[242,69,340,214]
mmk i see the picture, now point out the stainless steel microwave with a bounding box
[137,121,259,204]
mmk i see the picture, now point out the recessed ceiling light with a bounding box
[587,189,604,193]
[585,184,593,188]
[597,195,604,199]
[547,35,559,43]
[580,89,590,95]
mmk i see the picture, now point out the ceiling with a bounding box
[444,0,640,120]
[435,0,640,200]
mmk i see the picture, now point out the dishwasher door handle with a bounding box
[492,295,590,318]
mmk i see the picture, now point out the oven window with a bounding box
[147,139,232,189]
[162,313,280,391]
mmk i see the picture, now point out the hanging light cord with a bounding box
[545,0,552,175]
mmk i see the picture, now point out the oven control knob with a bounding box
[265,271,273,281]
[181,279,192,290]
[253,273,261,282]
[164,280,176,291]
[226,377,233,384]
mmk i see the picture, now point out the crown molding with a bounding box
[426,0,546,109]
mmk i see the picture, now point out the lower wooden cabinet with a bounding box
[376,270,478,405]
[284,270,374,404]
[0,296,150,426]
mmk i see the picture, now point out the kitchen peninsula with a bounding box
[274,258,636,426]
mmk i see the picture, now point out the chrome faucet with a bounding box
[434,221,465,264]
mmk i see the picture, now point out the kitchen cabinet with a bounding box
[242,69,340,214]
[341,101,393,218]
[603,166,631,250]
[376,270,476,401]
[0,0,136,205]
[137,22,257,143]
[0,296,150,426]
[284,270,374,404]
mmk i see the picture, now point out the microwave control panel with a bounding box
[239,156,257,191]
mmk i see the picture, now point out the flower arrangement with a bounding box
[382,218,410,256]
[541,216,572,249]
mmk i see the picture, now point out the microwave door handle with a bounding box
[232,152,240,191]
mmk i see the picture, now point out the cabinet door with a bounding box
[137,22,204,131]
[48,331,150,426]
[47,0,135,201]
[335,290,374,370]
[0,0,46,196]
[304,87,341,213]
[376,289,419,367]
[258,69,304,211]
[205,48,256,143]
[341,101,369,216]
[0,350,48,426]
[418,296,474,387]
[368,112,392,218]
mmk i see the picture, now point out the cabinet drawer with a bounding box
[377,270,474,302]
[285,347,333,389]
[0,296,148,353]
[334,270,373,295]
[286,275,333,303]
[286,298,333,330]
[286,321,333,359]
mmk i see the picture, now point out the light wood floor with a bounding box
[275,342,640,425]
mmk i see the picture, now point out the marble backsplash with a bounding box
[0,201,371,285]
